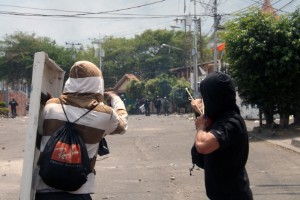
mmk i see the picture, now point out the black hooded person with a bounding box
[191,71,253,200]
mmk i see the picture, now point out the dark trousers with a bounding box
[163,107,169,116]
[35,192,92,200]
[11,108,16,118]
[145,107,150,116]
[156,106,161,115]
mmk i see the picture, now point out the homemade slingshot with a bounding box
[185,87,204,115]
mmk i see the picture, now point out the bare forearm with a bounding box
[194,117,219,154]
[195,129,218,154]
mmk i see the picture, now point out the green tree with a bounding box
[224,8,300,127]
[101,36,137,88]
[0,31,74,86]
[0,29,207,114]
[126,79,145,100]
[125,74,191,114]
[288,8,300,124]
[99,29,191,88]
[169,78,191,112]
[144,74,175,100]
[133,29,188,79]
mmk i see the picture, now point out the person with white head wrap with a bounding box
[33,61,128,200]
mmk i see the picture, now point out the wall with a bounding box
[236,92,260,119]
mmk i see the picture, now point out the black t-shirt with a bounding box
[9,100,18,109]
[155,99,161,107]
[204,112,253,200]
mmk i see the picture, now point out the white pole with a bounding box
[213,0,218,72]
[193,0,200,97]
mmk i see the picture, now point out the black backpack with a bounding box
[189,144,205,175]
[38,100,95,191]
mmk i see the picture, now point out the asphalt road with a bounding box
[0,114,299,200]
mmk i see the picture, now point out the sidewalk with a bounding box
[246,120,300,154]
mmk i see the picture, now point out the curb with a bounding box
[291,138,300,148]
[250,133,300,154]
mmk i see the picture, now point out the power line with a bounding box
[0,9,216,19]
[0,0,298,41]
[278,0,297,10]
[216,0,297,26]
[249,0,292,14]
[0,0,167,16]
[0,1,295,25]
[0,4,85,14]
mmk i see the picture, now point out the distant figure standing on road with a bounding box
[144,98,150,116]
[162,97,169,116]
[191,72,253,200]
[134,99,141,114]
[33,61,128,200]
[9,98,18,118]
[154,96,162,115]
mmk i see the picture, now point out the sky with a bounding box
[0,0,299,47]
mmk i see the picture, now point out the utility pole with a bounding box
[90,36,105,70]
[65,42,82,60]
[192,0,200,98]
[213,0,218,72]
[173,16,192,81]
[198,17,203,77]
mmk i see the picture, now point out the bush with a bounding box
[127,104,136,115]
[0,102,6,108]
[0,108,9,117]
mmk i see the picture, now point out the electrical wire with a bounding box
[278,0,297,11]
[0,0,167,16]
[0,0,298,40]
[218,0,297,26]
[249,0,293,14]
[0,1,295,22]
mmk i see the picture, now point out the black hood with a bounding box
[200,72,240,120]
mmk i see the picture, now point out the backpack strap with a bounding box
[58,98,99,174]
[59,98,98,123]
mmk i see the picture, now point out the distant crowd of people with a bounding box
[134,96,170,116]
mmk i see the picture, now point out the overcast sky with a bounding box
[0,0,299,47]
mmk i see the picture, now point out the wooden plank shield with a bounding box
[19,52,65,200]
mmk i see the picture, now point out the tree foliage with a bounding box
[101,37,137,88]
[169,78,191,111]
[0,31,74,85]
[134,29,188,80]
[224,8,300,126]
[288,8,300,123]
[126,80,145,100]
[125,73,191,112]
[99,29,193,89]
[0,29,209,114]
[143,73,176,100]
